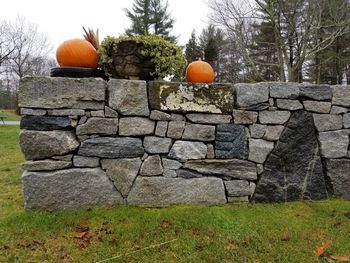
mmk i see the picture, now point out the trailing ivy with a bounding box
[99,34,187,81]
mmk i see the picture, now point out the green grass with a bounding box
[0,109,21,121]
[0,126,349,263]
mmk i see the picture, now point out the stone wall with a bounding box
[18,77,350,209]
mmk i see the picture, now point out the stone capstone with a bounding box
[119,117,155,136]
[269,82,300,99]
[127,177,226,206]
[143,136,172,154]
[78,137,144,158]
[183,159,257,180]
[22,168,123,209]
[182,124,215,141]
[19,77,106,109]
[235,83,269,107]
[318,130,349,158]
[215,124,248,159]
[22,159,72,171]
[140,155,163,176]
[108,79,149,116]
[76,118,118,135]
[168,141,207,161]
[299,85,332,101]
[248,139,274,163]
[20,116,74,131]
[20,130,79,160]
[326,159,350,200]
[253,110,328,202]
[186,113,232,124]
[148,81,234,114]
[101,158,142,197]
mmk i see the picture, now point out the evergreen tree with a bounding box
[185,30,202,63]
[125,0,176,42]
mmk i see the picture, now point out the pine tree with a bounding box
[185,30,202,63]
[125,0,176,42]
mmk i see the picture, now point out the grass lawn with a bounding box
[0,109,21,121]
[0,126,349,262]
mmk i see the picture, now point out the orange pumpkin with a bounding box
[56,39,98,68]
[185,60,215,83]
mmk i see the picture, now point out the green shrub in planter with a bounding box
[99,34,187,81]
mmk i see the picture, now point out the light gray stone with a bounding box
[319,130,349,158]
[259,110,291,124]
[140,155,163,176]
[48,109,85,116]
[144,136,172,154]
[256,164,264,175]
[186,113,232,124]
[250,182,256,196]
[101,158,142,197]
[232,110,258,124]
[332,85,350,106]
[20,130,79,160]
[227,196,249,203]
[20,108,46,116]
[330,106,347,115]
[326,159,350,200]
[167,121,185,139]
[269,82,300,99]
[19,77,106,109]
[263,125,284,141]
[78,116,88,125]
[235,83,269,107]
[119,117,155,136]
[22,159,72,171]
[150,110,171,121]
[76,118,118,135]
[78,137,144,158]
[162,158,182,170]
[248,139,274,163]
[303,101,331,113]
[343,113,350,128]
[90,110,104,117]
[168,141,207,161]
[127,177,226,206]
[73,155,100,168]
[163,169,177,178]
[104,106,119,118]
[313,114,342,132]
[171,113,186,121]
[206,144,215,159]
[224,180,250,196]
[249,124,267,139]
[183,159,257,180]
[108,79,149,116]
[155,121,168,137]
[22,168,123,209]
[52,154,73,161]
[269,98,274,106]
[182,124,215,141]
[142,153,149,161]
[276,99,303,111]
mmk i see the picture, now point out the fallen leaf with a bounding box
[315,240,332,257]
[333,221,343,227]
[161,219,170,229]
[224,240,238,250]
[75,231,88,239]
[281,232,290,241]
[254,260,261,263]
[329,255,350,262]
[133,244,141,251]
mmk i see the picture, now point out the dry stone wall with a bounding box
[18,77,350,209]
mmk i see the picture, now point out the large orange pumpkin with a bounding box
[56,39,98,68]
[185,60,215,83]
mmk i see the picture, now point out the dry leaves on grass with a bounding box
[315,240,332,257]
[75,220,92,248]
[328,256,350,262]
[224,240,238,250]
[314,240,349,262]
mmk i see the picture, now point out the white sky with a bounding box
[2,0,210,56]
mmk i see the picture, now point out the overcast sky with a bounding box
[2,0,211,55]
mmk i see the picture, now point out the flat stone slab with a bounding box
[78,137,144,158]
[299,85,332,101]
[186,113,232,124]
[22,159,72,171]
[148,81,234,114]
[269,82,300,99]
[183,159,257,180]
[20,130,79,160]
[20,116,73,131]
[119,117,155,136]
[127,177,226,207]
[19,77,106,109]
[23,168,123,209]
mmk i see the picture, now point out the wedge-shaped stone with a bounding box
[20,130,79,160]
[183,159,257,180]
[101,158,142,197]
[127,177,226,207]
[148,81,234,114]
[22,168,123,209]
[78,137,144,158]
[19,77,106,109]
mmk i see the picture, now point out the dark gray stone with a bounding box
[299,85,332,101]
[176,169,202,178]
[253,110,328,202]
[20,116,73,131]
[246,103,269,111]
[78,137,144,158]
[22,168,123,209]
[215,124,248,159]
[326,159,350,200]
